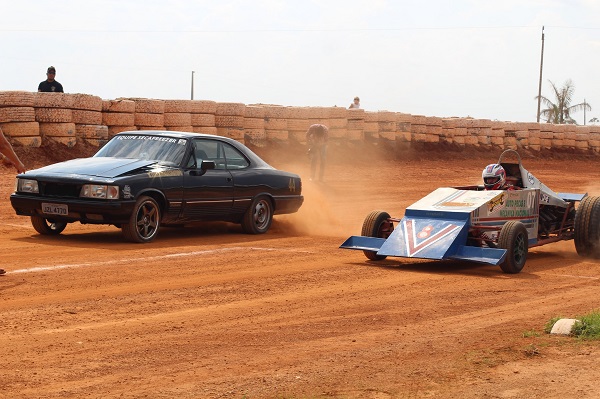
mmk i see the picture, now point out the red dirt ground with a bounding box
[1,141,600,399]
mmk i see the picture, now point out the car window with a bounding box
[223,144,249,169]
[190,139,249,170]
[190,139,223,169]
[96,134,187,166]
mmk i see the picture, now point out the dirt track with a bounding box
[1,144,600,399]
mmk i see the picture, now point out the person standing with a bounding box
[0,127,26,276]
[0,127,26,174]
[38,66,64,93]
[306,123,329,182]
[349,96,360,109]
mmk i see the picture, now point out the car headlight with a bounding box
[80,184,119,199]
[17,178,39,193]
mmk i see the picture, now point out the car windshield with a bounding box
[94,134,188,166]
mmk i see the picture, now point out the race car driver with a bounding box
[482,163,519,190]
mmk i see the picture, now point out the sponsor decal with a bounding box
[117,135,181,144]
[488,192,506,213]
[403,219,460,257]
[540,192,550,204]
[123,185,133,199]
[527,172,535,186]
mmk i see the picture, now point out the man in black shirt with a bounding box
[38,66,64,92]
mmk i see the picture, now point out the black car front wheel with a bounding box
[122,196,161,243]
[31,216,67,235]
[242,196,273,234]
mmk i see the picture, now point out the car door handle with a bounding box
[227,177,232,182]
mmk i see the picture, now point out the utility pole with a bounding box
[536,26,545,123]
[191,71,195,100]
[584,99,587,125]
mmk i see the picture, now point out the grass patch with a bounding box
[573,311,600,339]
[522,329,541,338]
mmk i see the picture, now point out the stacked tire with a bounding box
[71,94,106,146]
[190,100,217,135]
[243,106,266,147]
[0,91,41,147]
[34,92,76,147]
[131,98,165,131]
[164,100,193,132]
[102,98,136,138]
[215,102,245,142]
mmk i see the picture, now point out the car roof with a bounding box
[115,130,272,168]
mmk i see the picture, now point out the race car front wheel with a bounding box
[361,210,394,261]
[498,220,528,274]
[31,216,67,235]
[574,196,600,258]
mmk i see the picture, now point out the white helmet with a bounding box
[482,164,506,190]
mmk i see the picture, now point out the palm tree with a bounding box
[535,79,591,124]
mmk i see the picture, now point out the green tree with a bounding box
[536,79,591,124]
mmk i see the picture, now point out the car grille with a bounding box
[40,182,81,198]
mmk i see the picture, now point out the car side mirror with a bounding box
[190,160,216,176]
[200,160,216,170]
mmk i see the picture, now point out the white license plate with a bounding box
[42,203,68,216]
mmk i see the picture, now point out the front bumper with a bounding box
[10,194,137,225]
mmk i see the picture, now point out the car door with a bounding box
[221,142,254,217]
[181,139,234,221]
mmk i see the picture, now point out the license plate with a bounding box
[42,203,68,216]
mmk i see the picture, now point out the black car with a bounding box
[11,131,304,243]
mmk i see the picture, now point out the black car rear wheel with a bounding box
[31,216,67,235]
[361,210,394,261]
[122,196,161,243]
[498,220,528,274]
[242,196,273,234]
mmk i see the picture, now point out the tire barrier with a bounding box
[0,91,598,154]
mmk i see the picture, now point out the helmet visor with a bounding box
[484,177,501,185]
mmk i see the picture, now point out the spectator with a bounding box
[306,123,329,182]
[0,127,26,174]
[349,96,360,109]
[38,66,64,93]
[0,127,26,276]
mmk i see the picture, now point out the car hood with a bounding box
[27,157,158,179]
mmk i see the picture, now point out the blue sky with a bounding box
[3,0,599,123]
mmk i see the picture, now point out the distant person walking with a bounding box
[38,66,64,93]
[306,123,329,182]
[0,127,26,276]
[349,96,360,109]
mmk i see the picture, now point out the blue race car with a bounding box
[340,150,600,273]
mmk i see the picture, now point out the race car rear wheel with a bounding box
[574,196,600,258]
[122,195,161,243]
[31,216,67,235]
[242,195,273,234]
[498,220,528,274]
[361,210,394,261]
